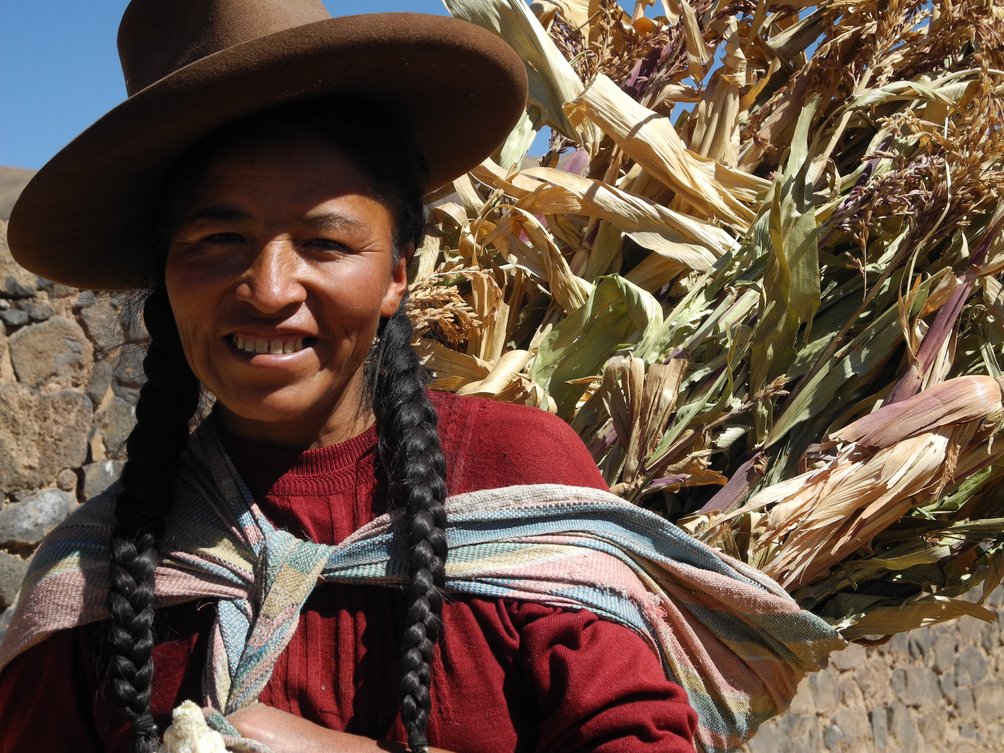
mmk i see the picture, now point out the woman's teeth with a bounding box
[233,335,305,354]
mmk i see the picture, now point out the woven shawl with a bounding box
[0,422,845,753]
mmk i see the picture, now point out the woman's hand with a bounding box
[227,704,452,753]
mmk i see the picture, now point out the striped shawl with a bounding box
[0,422,845,753]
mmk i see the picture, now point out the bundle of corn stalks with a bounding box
[410,0,1004,642]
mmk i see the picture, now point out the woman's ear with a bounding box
[380,246,410,317]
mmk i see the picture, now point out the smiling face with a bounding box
[164,131,408,448]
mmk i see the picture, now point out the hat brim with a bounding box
[9,13,527,290]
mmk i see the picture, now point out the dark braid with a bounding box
[107,286,201,752]
[372,301,448,753]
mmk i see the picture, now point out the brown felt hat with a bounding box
[8,0,528,290]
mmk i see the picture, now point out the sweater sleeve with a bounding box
[515,604,698,753]
[0,604,210,753]
[0,629,106,753]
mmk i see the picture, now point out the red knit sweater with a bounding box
[0,393,697,753]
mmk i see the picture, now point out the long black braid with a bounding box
[107,286,201,752]
[105,97,446,752]
[372,301,448,753]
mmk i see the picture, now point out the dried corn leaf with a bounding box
[687,17,744,165]
[484,207,592,311]
[831,375,1004,448]
[430,0,1004,646]
[518,166,734,259]
[567,74,761,227]
[749,96,822,441]
[663,0,711,79]
[533,276,664,415]
[835,596,995,642]
[445,0,600,148]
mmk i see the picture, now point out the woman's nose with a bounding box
[234,240,307,314]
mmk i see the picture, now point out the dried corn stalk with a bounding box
[415,0,1004,641]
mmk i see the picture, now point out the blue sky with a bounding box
[1,1,453,170]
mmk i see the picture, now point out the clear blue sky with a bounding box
[1,1,453,170]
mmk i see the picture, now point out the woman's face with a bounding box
[165,132,408,448]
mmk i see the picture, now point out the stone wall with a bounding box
[745,587,1004,753]
[0,219,140,625]
[0,219,1001,750]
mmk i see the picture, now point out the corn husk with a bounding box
[418,0,1004,642]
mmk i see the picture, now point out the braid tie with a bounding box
[372,302,448,753]
[107,287,201,753]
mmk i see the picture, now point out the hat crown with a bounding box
[118,0,331,94]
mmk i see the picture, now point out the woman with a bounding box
[0,2,704,752]
[2,3,846,752]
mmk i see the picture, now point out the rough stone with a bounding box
[0,308,28,328]
[830,642,868,672]
[808,669,839,710]
[871,707,889,751]
[94,395,135,458]
[837,673,865,707]
[0,384,91,490]
[22,301,54,322]
[917,705,948,745]
[751,713,822,753]
[0,551,28,609]
[974,679,1004,724]
[891,667,909,700]
[933,632,958,673]
[78,295,126,353]
[980,627,997,654]
[744,720,786,752]
[8,315,94,390]
[889,705,921,753]
[0,488,75,547]
[957,610,985,643]
[786,676,814,715]
[0,221,39,298]
[858,656,894,702]
[87,359,115,407]
[0,324,12,382]
[34,278,75,298]
[833,707,870,746]
[908,631,931,661]
[822,722,844,750]
[56,468,78,493]
[939,668,957,697]
[956,645,989,686]
[899,666,940,707]
[82,460,124,499]
[955,684,976,716]
[887,631,910,653]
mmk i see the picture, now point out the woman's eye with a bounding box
[202,232,244,245]
[306,238,350,253]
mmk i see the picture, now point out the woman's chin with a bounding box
[214,386,369,448]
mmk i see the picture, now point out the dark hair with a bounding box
[107,98,447,753]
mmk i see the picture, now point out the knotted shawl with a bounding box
[0,422,845,753]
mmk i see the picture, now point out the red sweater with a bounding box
[0,392,697,753]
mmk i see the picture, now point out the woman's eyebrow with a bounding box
[181,204,250,224]
[304,211,368,233]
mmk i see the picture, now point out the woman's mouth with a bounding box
[232,334,307,354]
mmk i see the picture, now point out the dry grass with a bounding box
[425,0,1004,640]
